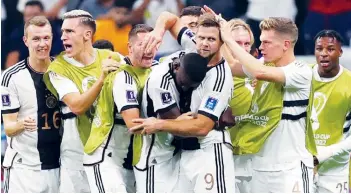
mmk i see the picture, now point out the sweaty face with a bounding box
[129,32,157,68]
[23,5,43,23]
[195,26,221,59]
[315,37,342,76]
[231,28,251,52]
[259,30,285,63]
[180,15,199,32]
[24,24,52,60]
[61,18,89,58]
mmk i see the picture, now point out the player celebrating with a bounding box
[43,10,121,193]
[83,24,157,193]
[218,11,316,193]
[2,16,61,193]
[221,18,255,193]
[309,30,351,193]
[131,12,235,193]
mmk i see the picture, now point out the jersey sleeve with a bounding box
[198,65,233,121]
[176,27,197,52]
[113,71,139,112]
[147,74,178,115]
[48,71,79,101]
[280,62,312,89]
[1,77,20,114]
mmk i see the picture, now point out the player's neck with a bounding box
[28,56,51,73]
[128,56,140,67]
[274,50,295,67]
[207,52,223,67]
[73,45,95,66]
[318,64,340,78]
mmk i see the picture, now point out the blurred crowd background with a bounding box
[1,0,351,191]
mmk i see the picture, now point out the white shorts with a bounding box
[174,143,235,193]
[59,168,90,193]
[235,176,252,193]
[3,167,59,193]
[251,161,313,193]
[234,154,252,193]
[314,173,349,193]
[133,153,180,193]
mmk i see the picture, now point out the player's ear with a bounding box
[83,30,92,41]
[127,41,132,54]
[23,36,29,47]
[283,40,290,51]
[340,48,343,57]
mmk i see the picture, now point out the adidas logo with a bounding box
[17,158,22,163]
[151,158,157,164]
[107,152,112,157]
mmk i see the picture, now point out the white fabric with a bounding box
[59,168,90,193]
[173,143,235,193]
[138,62,180,169]
[113,71,139,112]
[252,61,314,171]
[314,173,349,193]
[134,153,180,193]
[251,161,313,193]
[246,0,297,21]
[3,167,59,193]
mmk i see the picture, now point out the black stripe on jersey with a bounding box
[1,60,26,87]
[151,60,159,66]
[2,108,20,114]
[281,112,307,121]
[123,135,134,170]
[213,63,226,92]
[155,103,178,115]
[124,71,133,85]
[177,27,188,45]
[346,112,351,121]
[301,161,309,193]
[198,110,218,122]
[283,99,309,107]
[160,73,172,90]
[94,164,105,193]
[62,112,76,120]
[84,129,113,166]
[343,112,351,133]
[214,143,226,193]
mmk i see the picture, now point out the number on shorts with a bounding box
[292,181,301,193]
[204,173,214,190]
[336,182,348,193]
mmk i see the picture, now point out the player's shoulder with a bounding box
[1,59,28,87]
[177,27,195,42]
[342,66,351,78]
[96,49,124,62]
[114,69,136,85]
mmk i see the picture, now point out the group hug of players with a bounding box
[1,4,350,194]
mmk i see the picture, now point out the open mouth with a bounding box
[320,60,330,67]
[37,48,47,53]
[64,44,73,52]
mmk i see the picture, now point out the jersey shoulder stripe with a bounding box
[213,62,226,92]
[160,72,172,90]
[124,71,133,85]
[1,60,27,87]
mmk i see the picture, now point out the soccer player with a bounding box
[217,10,316,193]
[131,12,235,193]
[131,52,208,193]
[179,6,203,32]
[83,24,157,193]
[2,16,61,193]
[309,30,351,193]
[93,39,115,51]
[221,18,255,193]
[43,10,121,193]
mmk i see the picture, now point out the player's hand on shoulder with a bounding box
[23,116,37,132]
[101,56,122,79]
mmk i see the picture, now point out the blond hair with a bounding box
[63,9,96,34]
[227,19,254,46]
[259,17,298,45]
[24,16,51,37]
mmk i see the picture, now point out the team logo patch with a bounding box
[46,96,57,108]
[185,30,195,38]
[161,92,172,104]
[2,94,10,107]
[204,97,218,111]
[126,90,137,103]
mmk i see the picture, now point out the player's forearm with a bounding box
[221,45,246,77]
[329,135,351,157]
[159,119,211,137]
[224,40,265,79]
[4,120,24,137]
[69,78,104,115]
[154,11,178,38]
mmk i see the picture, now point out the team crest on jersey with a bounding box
[204,97,218,111]
[46,95,57,108]
[185,30,194,38]
[2,94,10,106]
[161,92,172,104]
[126,90,137,103]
